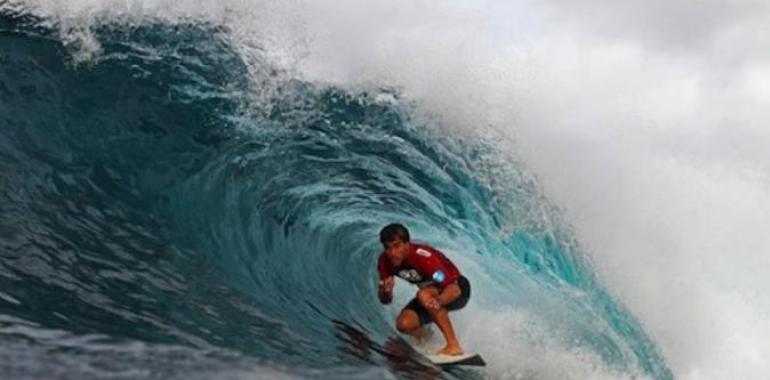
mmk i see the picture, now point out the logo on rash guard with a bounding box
[397,269,423,282]
[432,270,445,283]
[416,248,432,258]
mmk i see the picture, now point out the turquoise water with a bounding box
[0,12,672,380]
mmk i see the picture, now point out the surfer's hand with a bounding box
[378,289,393,304]
[379,276,395,293]
[378,277,394,304]
[426,297,441,310]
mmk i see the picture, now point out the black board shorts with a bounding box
[403,276,471,326]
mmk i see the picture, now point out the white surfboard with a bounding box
[425,353,486,366]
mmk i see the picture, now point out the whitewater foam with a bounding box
[8,1,770,379]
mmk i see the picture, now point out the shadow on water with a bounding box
[332,320,483,380]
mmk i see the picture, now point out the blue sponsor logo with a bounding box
[432,270,445,283]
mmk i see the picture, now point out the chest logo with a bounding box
[397,269,423,282]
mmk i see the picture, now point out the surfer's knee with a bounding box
[396,312,419,333]
[396,319,414,333]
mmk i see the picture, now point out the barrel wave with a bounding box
[0,10,672,380]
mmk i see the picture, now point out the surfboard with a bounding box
[425,352,486,366]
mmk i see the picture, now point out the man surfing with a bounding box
[376,223,471,356]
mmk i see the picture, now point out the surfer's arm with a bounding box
[376,254,395,304]
[437,281,461,307]
[378,276,395,304]
[425,281,461,310]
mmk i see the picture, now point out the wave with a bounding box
[0,9,672,380]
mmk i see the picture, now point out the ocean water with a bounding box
[3,1,747,379]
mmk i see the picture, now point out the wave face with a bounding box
[0,12,672,380]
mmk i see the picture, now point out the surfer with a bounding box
[376,223,471,356]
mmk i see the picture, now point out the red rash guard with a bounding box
[377,243,461,288]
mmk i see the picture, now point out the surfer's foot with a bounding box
[437,344,464,356]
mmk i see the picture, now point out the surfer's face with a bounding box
[383,238,409,266]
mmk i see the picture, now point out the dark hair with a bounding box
[379,223,410,244]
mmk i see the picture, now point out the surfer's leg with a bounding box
[395,309,421,334]
[416,287,464,355]
[396,306,431,341]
